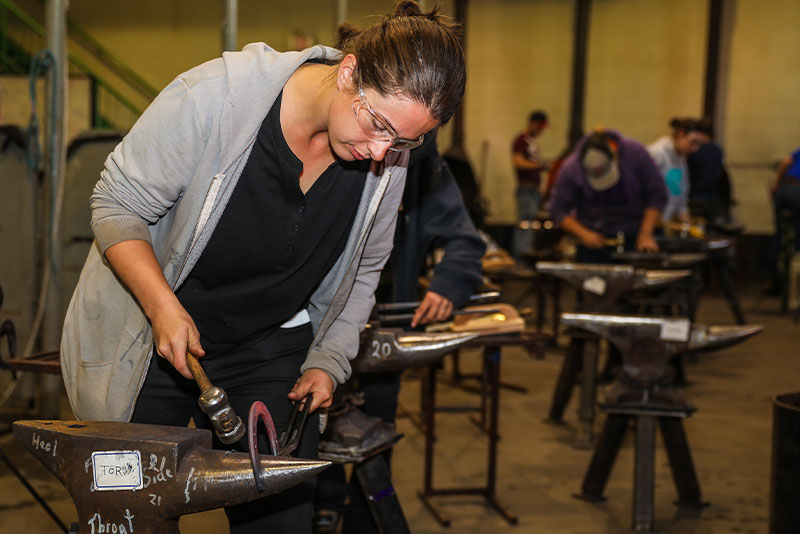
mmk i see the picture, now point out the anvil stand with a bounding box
[320,441,410,534]
[417,335,540,527]
[0,442,71,533]
[576,402,707,532]
[0,341,70,533]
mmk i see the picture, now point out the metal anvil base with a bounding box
[13,420,329,534]
[318,408,401,464]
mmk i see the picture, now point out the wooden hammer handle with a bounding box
[185,352,212,391]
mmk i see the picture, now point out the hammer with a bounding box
[185,352,245,444]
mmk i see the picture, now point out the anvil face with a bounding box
[657,236,733,253]
[13,420,329,534]
[536,262,691,311]
[611,251,708,269]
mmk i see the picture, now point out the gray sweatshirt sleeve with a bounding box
[90,77,205,253]
[301,161,408,385]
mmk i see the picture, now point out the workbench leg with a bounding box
[485,346,518,525]
[417,364,452,527]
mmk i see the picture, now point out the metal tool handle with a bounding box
[186,352,212,391]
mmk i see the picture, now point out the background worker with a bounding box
[511,110,549,257]
[549,129,667,264]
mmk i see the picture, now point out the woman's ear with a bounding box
[337,54,358,92]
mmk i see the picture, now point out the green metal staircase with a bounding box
[0,0,157,130]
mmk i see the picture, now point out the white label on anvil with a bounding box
[660,319,690,342]
[582,276,607,295]
[91,450,143,491]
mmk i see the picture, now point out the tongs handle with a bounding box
[278,394,313,456]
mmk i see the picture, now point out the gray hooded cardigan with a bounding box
[60,43,409,422]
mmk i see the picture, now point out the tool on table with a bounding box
[185,352,245,445]
[602,231,626,253]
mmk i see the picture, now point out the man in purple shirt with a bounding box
[549,129,667,263]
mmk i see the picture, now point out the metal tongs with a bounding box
[277,394,312,456]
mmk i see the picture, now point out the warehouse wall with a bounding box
[3,0,799,234]
[722,0,800,233]
[461,0,574,226]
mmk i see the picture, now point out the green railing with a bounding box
[0,0,146,130]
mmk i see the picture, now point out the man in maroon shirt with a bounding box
[511,110,548,257]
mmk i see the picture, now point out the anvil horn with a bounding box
[687,324,764,353]
[352,327,478,374]
[636,269,693,288]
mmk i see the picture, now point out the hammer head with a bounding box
[197,386,246,444]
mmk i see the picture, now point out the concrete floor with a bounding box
[0,289,796,534]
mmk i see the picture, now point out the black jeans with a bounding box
[131,323,320,534]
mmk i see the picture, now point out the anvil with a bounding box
[351,325,479,374]
[535,262,691,312]
[561,312,763,406]
[562,313,763,531]
[657,235,733,253]
[610,251,708,270]
[13,420,329,534]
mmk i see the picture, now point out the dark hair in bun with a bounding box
[335,1,465,124]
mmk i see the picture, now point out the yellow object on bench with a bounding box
[426,304,525,335]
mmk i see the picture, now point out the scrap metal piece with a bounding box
[352,326,478,374]
[13,420,329,534]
